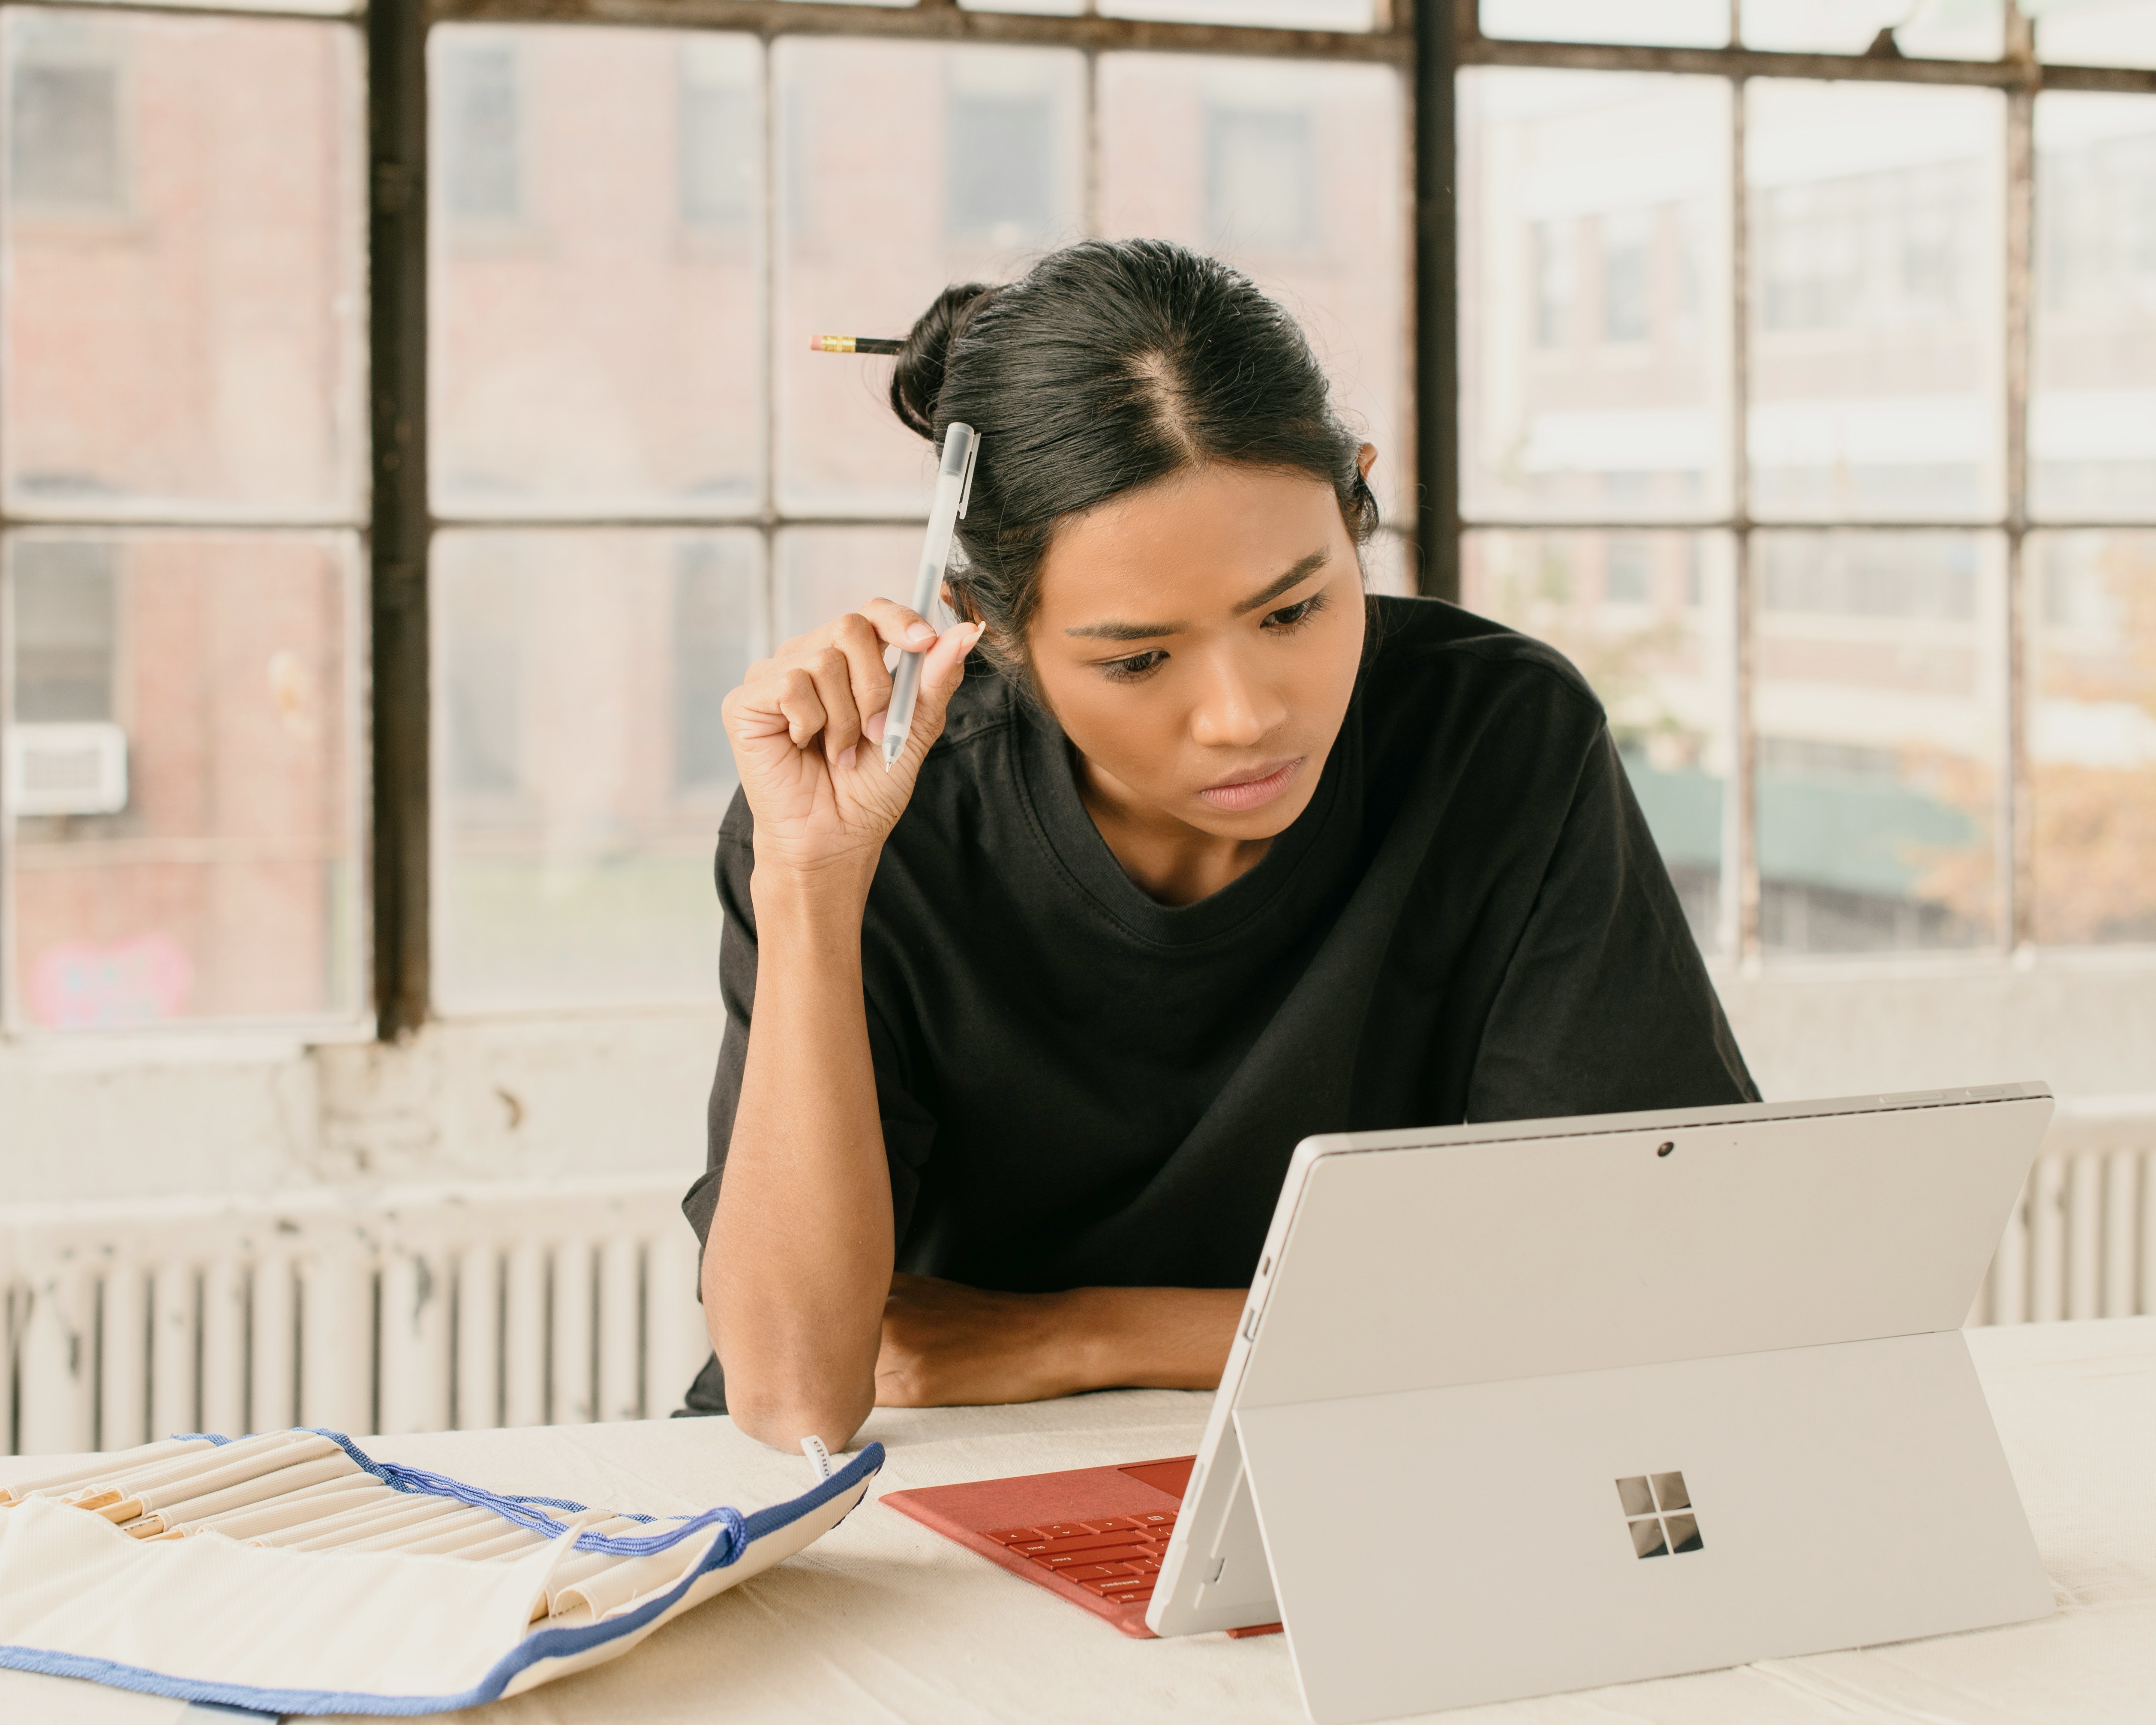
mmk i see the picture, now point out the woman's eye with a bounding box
[1263,592,1326,631]
[1100,650,1168,683]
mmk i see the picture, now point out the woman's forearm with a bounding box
[1069,1286,1245,1391]
[705,869,894,1452]
[874,1278,1246,1407]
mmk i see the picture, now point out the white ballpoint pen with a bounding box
[883,421,981,769]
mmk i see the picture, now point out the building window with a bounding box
[8,44,120,214]
[1205,104,1317,250]
[1604,535,1651,604]
[680,39,755,228]
[11,541,116,722]
[1534,219,1574,348]
[1600,209,1653,344]
[946,87,1055,244]
[673,539,758,792]
[440,40,521,222]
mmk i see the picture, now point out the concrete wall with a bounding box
[3,956,2150,1206]
[0,1007,722,1205]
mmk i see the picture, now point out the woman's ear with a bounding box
[1357,443,1378,481]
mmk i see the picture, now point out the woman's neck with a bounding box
[1074,751,1273,907]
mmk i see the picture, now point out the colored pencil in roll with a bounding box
[810,335,903,355]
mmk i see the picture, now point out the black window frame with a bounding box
[368,0,1443,1037]
[3,0,2151,1037]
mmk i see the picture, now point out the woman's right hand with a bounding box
[721,598,984,889]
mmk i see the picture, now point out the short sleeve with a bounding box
[681,817,940,1255]
[1464,724,1758,1122]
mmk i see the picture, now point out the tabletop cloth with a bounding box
[2,1315,2149,1725]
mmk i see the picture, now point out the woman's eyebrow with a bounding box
[1064,548,1332,641]
[1230,549,1330,616]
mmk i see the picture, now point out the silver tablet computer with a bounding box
[1145,1083,2055,1723]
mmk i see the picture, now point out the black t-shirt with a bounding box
[679,595,1756,1412]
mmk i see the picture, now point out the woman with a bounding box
[683,240,1755,1451]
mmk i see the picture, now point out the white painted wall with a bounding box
[0,1008,722,1205]
[1,957,2150,1206]
[1717,953,2156,1105]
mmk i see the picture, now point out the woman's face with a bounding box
[1021,456,1372,841]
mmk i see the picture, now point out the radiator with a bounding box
[1973,1103,2156,1326]
[1,1177,712,1458]
[6,1120,2153,1458]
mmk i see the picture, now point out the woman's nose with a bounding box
[1189,653,1287,749]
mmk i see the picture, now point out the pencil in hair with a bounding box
[810,335,903,355]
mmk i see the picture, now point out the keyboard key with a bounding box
[1057,1563,1122,1582]
[1134,1512,1175,1528]
[1043,1545,1149,1569]
[984,1527,1045,1545]
[1085,1516,1142,1532]
[1041,1524,1092,1539]
[1031,1531,1150,1557]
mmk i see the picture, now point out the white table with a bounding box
[6,1316,2152,1725]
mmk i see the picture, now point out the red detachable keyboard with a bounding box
[883,1455,1281,1640]
[982,1509,1179,1607]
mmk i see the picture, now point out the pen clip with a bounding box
[957,432,982,520]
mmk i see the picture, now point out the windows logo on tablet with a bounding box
[1617,1472,1703,1558]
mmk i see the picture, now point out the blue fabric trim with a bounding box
[0,1441,881,1717]
[295,1431,718,1557]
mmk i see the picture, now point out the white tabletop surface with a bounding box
[4,1316,2151,1725]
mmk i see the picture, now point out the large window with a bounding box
[1459,2,2156,960]
[423,18,1410,1012]
[0,7,365,1031]
[2,0,2153,1037]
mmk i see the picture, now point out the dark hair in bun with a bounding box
[888,239,1377,687]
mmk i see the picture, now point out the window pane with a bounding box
[1481,0,1729,47]
[1363,528,1416,598]
[2039,0,2156,67]
[1097,57,1409,523]
[2029,531,2156,944]
[1742,0,2005,59]
[1102,0,1377,31]
[1462,529,1734,954]
[2031,92,2156,520]
[1747,82,2005,523]
[433,529,763,1012]
[1458,69,1733,525]
[5,532,363,1029]
[1754,530,2003,953]
[430,27,765,520]
[1,10,364,520]
[777,40,1084,517]
[776,525,924,644]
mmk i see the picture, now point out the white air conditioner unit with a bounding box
[5,721,129,816]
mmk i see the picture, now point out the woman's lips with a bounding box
[1198,757,1303,813]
